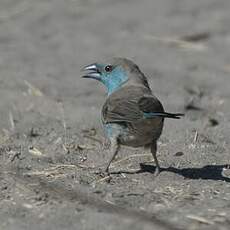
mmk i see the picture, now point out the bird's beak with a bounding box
[81,63,101,80]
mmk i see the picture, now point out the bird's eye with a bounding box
[104,65,113,72]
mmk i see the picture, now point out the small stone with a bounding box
[174,152,184,157]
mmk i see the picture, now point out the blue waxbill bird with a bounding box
[82,58,184,175]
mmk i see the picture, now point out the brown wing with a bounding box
[138,95,164,113]
[102,86,164,124]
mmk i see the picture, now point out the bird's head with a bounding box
[82,58,150,95]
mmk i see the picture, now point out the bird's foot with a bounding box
[104,166,111,175]
[154,167,161,177]
[93,166,111,177]
[102,139,111,150]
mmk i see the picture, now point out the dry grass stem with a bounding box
[187,214,214,225]
[24,80,43,97]
[9,111,15,132]
[110,153,152,167]
[193,131,198,143]
[144,35,207,51]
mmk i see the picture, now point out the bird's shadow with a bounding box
[111,164,230,182]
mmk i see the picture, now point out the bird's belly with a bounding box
[103,118,163,147]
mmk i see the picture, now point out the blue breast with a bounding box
[103,123,127,139]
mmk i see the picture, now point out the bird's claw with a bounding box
[93,166,111,177]
[153,167,161,177]
[102,140,111,150]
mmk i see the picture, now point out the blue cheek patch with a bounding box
[102,68,128,95]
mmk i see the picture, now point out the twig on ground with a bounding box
[110,153,152,168]
[92,175,111,185]
[9,111,15,132]
[24,80,43,97]
[83,134,103,144]
[193,131,198,143]
[187,214,214,225]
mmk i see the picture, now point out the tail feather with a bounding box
[144,112,184,119]
[158,112,184,119]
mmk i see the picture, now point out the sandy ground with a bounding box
[0,0,230,229]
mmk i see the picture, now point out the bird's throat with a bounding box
[104,75,129,95]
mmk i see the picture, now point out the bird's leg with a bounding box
[105,138,120,174]
[151,141,161,176]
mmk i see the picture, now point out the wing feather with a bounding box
[102,86,164,123]
[102,86,183,124]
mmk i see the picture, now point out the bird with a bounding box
[82,58,184,176]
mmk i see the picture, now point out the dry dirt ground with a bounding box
[0,0,230,229]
